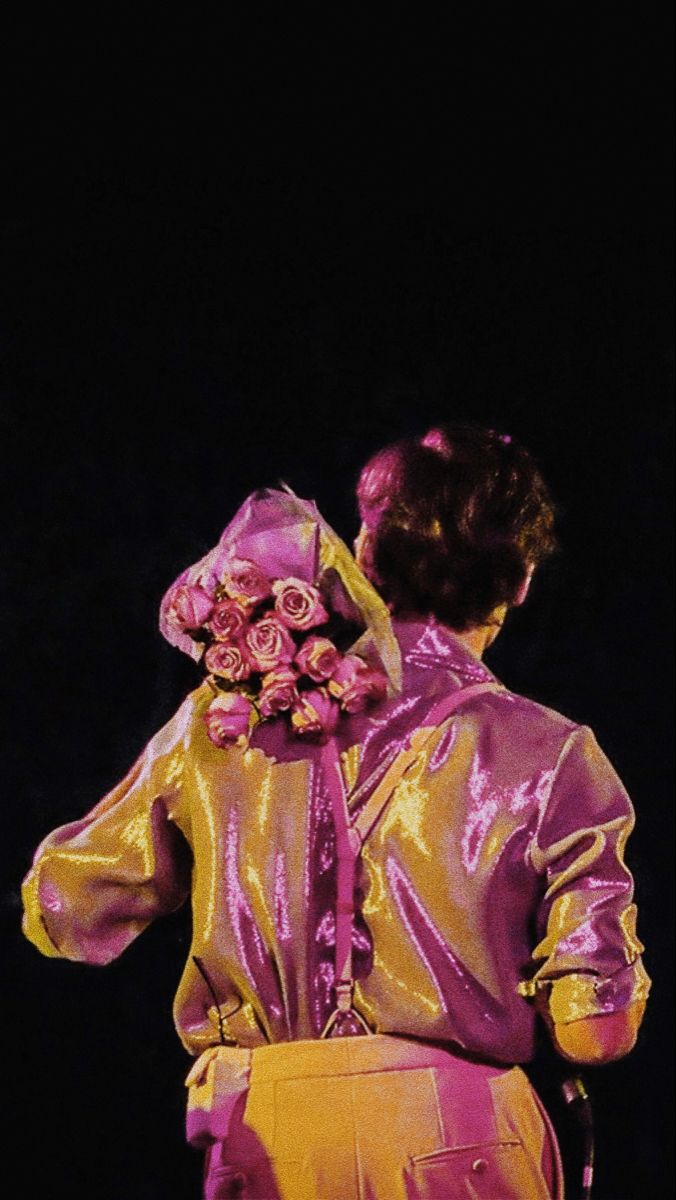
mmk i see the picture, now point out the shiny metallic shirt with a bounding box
[22,616,650,1063]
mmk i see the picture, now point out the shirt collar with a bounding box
[391,614,498,685]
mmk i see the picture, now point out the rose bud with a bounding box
[290,688,339,741]
[259,667,300,718]
[243,615,296,673]
[166,583,215,633]
[328,655,388,714]
[221,558,272,607]
[272,577,329,631]
[204,642,251,682]
[207,598,249,642]
[294,635,341,682]
[203,692,254,747]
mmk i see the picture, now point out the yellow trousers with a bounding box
[197,1035,564,1200]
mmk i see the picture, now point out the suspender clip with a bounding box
[336,981,353,1012]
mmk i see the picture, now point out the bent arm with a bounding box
[21,692,196,964]
[525,726,651,1064]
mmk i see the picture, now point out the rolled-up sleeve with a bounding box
[21,693,195,965]
[524,725,651,1025]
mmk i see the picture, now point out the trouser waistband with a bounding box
[236,1034,518,1085]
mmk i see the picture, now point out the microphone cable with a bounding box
[561,1075,594,1200]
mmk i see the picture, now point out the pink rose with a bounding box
[243,615,296,673]
[259,667,300,718]
[328,655,387,714]
[294,635,341,682]
[203,692,254,747]
[290,688,339,741]
[204,642,251,682]
[166,583,214,633]
[272,577,329,631]
[221,558,272,607]
[207,599,249,642]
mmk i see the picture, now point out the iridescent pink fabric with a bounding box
[22,612,650,1065]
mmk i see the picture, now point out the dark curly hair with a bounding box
[356,425,558,631]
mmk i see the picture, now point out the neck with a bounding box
[450,604,509,659]
[392,604,510,659]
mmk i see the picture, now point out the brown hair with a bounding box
[356,425,558,631]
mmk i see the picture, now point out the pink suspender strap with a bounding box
[319,680,503,1038]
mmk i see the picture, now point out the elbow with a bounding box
[23,870,143,965]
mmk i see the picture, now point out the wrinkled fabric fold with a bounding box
[22,615,649,1067]
[185,1046,252,1148]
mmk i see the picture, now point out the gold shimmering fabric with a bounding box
[195,1036,563,1199]
[22,616,650,1063]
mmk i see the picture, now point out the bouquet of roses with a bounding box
[164,556,388,747]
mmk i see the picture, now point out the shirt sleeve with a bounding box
[523,724,651,1025]
[21,691,196,965]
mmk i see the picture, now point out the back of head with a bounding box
[356,424,557,631]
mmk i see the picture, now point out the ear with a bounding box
[514,565,535,606]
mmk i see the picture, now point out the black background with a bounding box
[2,10,673,1198]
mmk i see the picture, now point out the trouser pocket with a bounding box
[407,1139,546,1200]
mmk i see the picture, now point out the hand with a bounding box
[551,999,646,1065]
